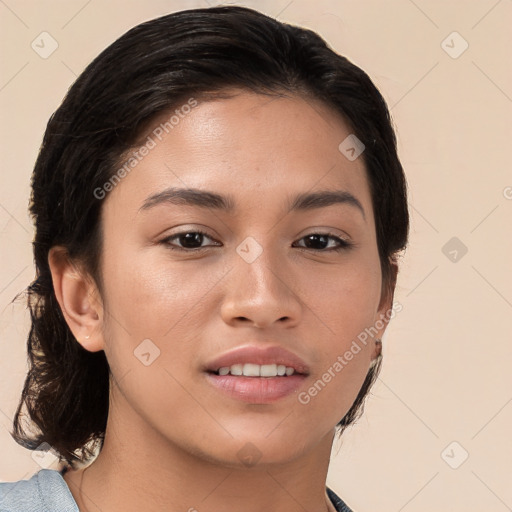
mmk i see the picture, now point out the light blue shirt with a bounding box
[0,469,78,512]
[0,468,353,511]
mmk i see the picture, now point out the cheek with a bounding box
[101,247,217,333]
[98,253,214,429]
[302,254,382,339]
[99,248,225,378]
[293,257,381,412]
[294,290,378,427]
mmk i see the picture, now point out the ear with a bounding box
[370,259,399,362]
[48,246,104,352]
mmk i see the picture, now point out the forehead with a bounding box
[105,90,373,219]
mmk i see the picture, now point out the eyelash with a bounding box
[160,230,354,253]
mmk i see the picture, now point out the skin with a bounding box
[49,89,396,512]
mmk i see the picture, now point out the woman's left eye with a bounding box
[293,233,353,252]
[160,231,353,252]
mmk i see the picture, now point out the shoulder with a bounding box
[0,468,78,512]
[327,486,355,512]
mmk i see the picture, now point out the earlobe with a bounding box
[48,246,104,352]
[370,338,382,364]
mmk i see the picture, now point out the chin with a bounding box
[189,429,323,469]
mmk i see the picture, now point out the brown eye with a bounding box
[294,233,353,252]
[161,230,220,251]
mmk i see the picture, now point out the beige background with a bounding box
[1,1,511,511]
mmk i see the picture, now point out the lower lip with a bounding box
[205,373,307,403]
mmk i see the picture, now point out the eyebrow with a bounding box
[139,187,366,220]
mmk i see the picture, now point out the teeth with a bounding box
[216,363,296,377]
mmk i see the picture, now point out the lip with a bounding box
[205,373,307,403]
[203,345,309,404]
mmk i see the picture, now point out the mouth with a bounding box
[203,345,309,404]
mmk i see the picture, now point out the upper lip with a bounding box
[204,345,310,375]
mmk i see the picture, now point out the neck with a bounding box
[64,387,337,512]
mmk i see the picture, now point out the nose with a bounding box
[220,245,302,329]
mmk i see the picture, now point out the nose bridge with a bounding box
[220,236,301,327]
[239,241,285,294]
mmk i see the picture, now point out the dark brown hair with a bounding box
[11,5,408,467]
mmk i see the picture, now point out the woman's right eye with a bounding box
[160,230,221,251]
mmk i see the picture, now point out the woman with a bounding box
[0,5,408,511]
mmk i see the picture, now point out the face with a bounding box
[87,90,392,467]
